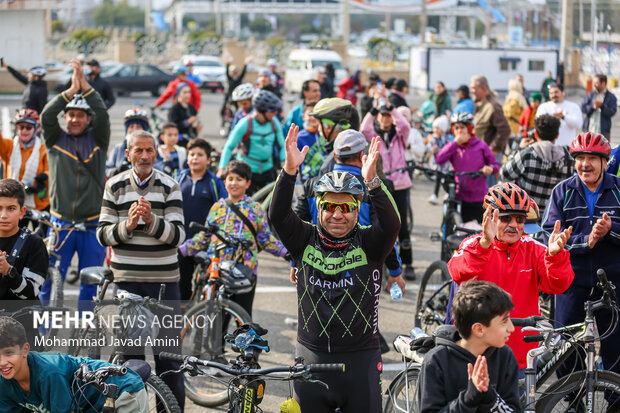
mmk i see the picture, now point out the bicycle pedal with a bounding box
[430,232,441,242]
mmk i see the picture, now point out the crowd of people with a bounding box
[0,54,619,413]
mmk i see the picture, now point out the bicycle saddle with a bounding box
[80,266,114,285]
[123,359,151,382]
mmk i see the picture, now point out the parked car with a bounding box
[102,63,175,97]
[51,61,121,92]
[182,55,227,92]
[284,49,347,93]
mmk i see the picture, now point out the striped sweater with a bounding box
[96,169,185,283]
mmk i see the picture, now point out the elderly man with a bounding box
[448,182,574,370]
[535,82,581,146]
[39,59,109,309]
[542,132,620,381]
[581,74,618,140]
[269,126,402,412]
[96,129,186,410]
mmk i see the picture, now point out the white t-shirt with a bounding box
[535,100,582,146]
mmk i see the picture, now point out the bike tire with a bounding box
[536,370,620,412]
[145,373,182,413]
[441,211,462,262]
[384,366,422,413]
[48,267,64,308]
[181,298,252,407]
[414,260,451,335]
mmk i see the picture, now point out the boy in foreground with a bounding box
[418,280,521,412]
[0,317,148,412]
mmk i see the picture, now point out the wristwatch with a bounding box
[7,265,18,279]
[364,176,382,190]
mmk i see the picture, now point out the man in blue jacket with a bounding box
[581,74,617,140]
[542,131,620,379]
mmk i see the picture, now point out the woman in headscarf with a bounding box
[503,79,528,136]
[432,81,452,118]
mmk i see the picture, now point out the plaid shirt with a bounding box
[500,143,574,213]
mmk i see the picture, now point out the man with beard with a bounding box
[542,131,620,381]
[86,59,115,109]
[448,182,574,371]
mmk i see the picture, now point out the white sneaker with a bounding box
[428,194,439,205]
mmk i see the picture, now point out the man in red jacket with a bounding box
[154,64,201,111]
[448,182,574,370]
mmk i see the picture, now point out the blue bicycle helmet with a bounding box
[252,90,282,113]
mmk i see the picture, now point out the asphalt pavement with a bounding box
[0,88,618,411]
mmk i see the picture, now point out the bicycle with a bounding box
[71,363,130,412]
[26,209,99,306]
[384,268,620,413]
[515,268,620,412]
[160,323,345,413]
[220,99,235,137]
[68,266,181,413]
[180,221,255,406]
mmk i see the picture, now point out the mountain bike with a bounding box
[180,221,255,406]
[71,363,130,412]
[68,266,181,413]
[384,268,620,413]
[160,323,345,413]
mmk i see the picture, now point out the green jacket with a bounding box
[41,88,110,222]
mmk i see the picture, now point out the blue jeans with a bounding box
[39,216,105,311]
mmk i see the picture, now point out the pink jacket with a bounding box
[361,108,412,191]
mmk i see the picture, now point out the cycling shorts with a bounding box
[293,342,382,413]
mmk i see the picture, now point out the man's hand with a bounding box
[468,355,490,393]
[519,137,534,148]
[361,136,381,181]
[244,55,254,65]
[480,207,499,248]
[283,124,308,175]
[588,213,612,248]
[0,252,10,276]
[66,59,82,97]
[290,267,297,284]
[0,59,7,69]
[481,165,494,176]
[137,196,153,225]
[126,202,141,232]
[159,146,171,161]
[553,110,564,119]
[548,220,573,256]
[593,99,603,110]
[386,275,405,296]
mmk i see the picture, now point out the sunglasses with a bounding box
[499,214,527,224]
[17,124,34,131]
[319,200,359,214]
[321,119,351,130]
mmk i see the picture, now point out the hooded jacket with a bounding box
[448,234,574,368]
[500,141,574,213]
[435,137,499,203]
[418,326,521,413]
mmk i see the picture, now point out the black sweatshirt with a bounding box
[0,230,48,312]
[269,170,400,352]
[7,66,48,114]
[418,326,521,413]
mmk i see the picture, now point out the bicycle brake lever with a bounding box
[307,378,330,390]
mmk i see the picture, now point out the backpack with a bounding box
[237,116,282,170]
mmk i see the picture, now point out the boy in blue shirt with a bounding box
[0,316,148,412]
[176,138,227,302]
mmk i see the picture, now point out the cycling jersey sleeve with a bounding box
[269,170,315,257]
[219,117,249,169]
[7,235,48,300]
[447,235,492,284]
[362,182,401,262]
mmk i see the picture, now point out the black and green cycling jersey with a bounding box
[269,170,400,353]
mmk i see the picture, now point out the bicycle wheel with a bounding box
[48,267,64,308]
[384,366,421,413]
[145,373,182,413]
[414,260,451,335]
[441,211,462,262]
[536,370,620,412]
[181,298,252,407]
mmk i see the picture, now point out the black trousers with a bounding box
[392,188,412,266]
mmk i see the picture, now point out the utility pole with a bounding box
[579,0,583,38]
[591,0,596,72]
[342,0,350,47]
[145,0,152,34]
[559,0,572,63]
[420,0,427,44]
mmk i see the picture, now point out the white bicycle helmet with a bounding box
[29,66,47,77]
[65,94,92,115]
[232,83,254,102]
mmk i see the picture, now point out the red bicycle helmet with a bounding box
[14,108,40,128]
[483,182,530,214]
[569,132,611,159]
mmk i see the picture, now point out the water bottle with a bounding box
[234,332,254,350]
[409,327,429,340]
[390,283,402,300]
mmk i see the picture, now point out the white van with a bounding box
[285,49,347,93]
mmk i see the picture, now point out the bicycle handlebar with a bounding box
[189,221,254,252]
[511,316,544,327]
[523,334,545,343]
[98,297,174,312]
[389,165,483,180]
[75,363,127,399]
[158,352,345,376]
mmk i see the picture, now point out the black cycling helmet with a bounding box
[252,90,282,113]
[310,98,360,131]
[314,171,364,199]
[219,261,256,294]
[450,112,474,126]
